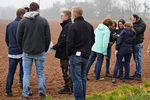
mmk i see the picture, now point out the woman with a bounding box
[87,18,113,80]
[112,23,136,83]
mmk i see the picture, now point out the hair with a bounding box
[29,2,39,11]
[118,19,126,28]
[24,7,29,12]
[113,21,117,27]
[72,6,83,17]
[62,10,71,18]
[132,14,140,20]
[124,22,136,34]
[102,18,113,27]
[16,8,26,17]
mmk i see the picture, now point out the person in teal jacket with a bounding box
[87,18,113,80]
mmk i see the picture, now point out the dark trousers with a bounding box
[60,60,73,91]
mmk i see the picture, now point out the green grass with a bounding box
[45,81,150,100]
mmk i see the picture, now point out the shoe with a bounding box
[134,74,141,81]
[129,73,137,80]
[86,76,90,80]
[105,71,112,77]
[120,77,123,80]
[97,78,104,81]
[122,79,127,83]
[58,88,72,94]
[19,83,23,88]
[112,78,116,83]
[19,95,28,100]
[40,93,47,100]
[116,75,123,78]
[29,87,33,96]
[93,71,96,77]
[5,93,13,97]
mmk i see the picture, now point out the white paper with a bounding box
[76,51,81,56]
[47,41,54,53]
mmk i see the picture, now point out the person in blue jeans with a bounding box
[112,23,136,83]
[17,2,51,100]
[91,18,113,80]
[129,14,146,81]
[66,7,94,100]
[5,8,26,97]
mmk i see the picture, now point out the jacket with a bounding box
[53,19,72,60]
[5,17,22,55]
[116,27,136,53]
[17,11,51,54]
[133,18,146,44]
[91,24,110,55]
[66,17,95,59]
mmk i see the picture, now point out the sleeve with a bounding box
[66,25,75,56]
[103,29,110,55]
[5,25,9,46]
[16,20,24,50]
[134,22,146,35]
[116,30,125,50]
[53,26,68,50]
[45,20,51,52]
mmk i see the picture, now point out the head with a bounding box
[61,10,71,22]
[24,7,29,12]
[29,2,39,12]
[124,22,136,34]
[111,21,117,30]
[16,8,26,18]
[72,6,83,19]
[102,18,113,29]
[118,19,126,29]
[130,14,140,23]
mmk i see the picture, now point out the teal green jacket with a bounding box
[91,24,110,55]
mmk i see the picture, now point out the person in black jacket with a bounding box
[129,14,146,81]
[112,23,136,83]
[17,2,51,100]
[50,10,73,94]
[66,7,94,100]
[5,8,26,97]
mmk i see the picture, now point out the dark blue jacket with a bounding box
[5,17,22,54]
[116,27,136,53]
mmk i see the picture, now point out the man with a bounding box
[67,7,95,100]
[130,14,146,81]
[17,2,51,100]
[50,10,73,94]
[5,8,26,97]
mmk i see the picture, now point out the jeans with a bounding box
[113,51,132,79]
[86,51,96,76]
[106,47,111,72]
[6,58,23,94]
[95,53,104,80]
[133,43,144,75]
[118,61,125,76]
[22,52,45,97]
[69,56,88,100]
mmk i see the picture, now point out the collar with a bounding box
[74,16,84,22]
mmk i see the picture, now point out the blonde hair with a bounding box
[62,10,71,18]
[102,18,113,27]
[72,6,83,17]
[124,23,136,34]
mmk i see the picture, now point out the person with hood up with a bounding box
[90,18,113,80]
[17,2,51,100]
[112,23,136,83]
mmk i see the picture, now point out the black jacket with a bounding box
[108,28,116,47]
[133,18,146,44]
[66,17,95,59]
[5,17,22,55]
[53,19,72,60]
[116,27,136,53]
[17,12,51,54]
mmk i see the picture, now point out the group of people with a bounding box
[5,2,147,100]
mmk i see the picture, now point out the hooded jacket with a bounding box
[91,24,110,55]
[53,19,72,60]
[5,17,22,55]
[17,11,51,54]
[116,27,136,53]
[133,18,146,44]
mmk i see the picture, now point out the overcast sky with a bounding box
[0,0,149,9]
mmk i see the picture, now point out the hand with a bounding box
[50,46,53,49]
[117,34,120,37]
[113,35,118,38]
[115,50,118,56]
